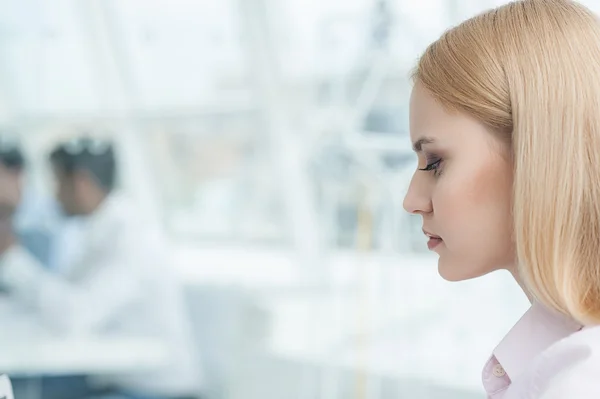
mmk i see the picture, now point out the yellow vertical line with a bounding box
[355,184,373,399]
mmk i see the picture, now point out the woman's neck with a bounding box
[508,266,534,303]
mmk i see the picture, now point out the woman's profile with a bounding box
[404,0,600,397]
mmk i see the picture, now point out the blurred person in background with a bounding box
[0,138,22,259]
[0,136,56,266]
[0,137,202,399]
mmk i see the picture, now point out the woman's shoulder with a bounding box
[510,326,600,399]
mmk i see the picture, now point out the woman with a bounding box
[403,0,600,398]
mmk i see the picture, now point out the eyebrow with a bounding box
[412,137,435,152]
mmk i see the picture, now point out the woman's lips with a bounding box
[423,229,443,250]
[427,237,443,250]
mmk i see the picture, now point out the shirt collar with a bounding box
[86,193,124,222]
[493,302,581,380]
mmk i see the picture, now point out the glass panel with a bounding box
[111,0,247,110]
[143,117,289,244]
[0,0,101,114]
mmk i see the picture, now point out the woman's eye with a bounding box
[418,159,443,176]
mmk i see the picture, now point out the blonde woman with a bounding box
[403,0,600,398]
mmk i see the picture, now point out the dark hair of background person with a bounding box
[49,137,117,192]
[0,140,25,171]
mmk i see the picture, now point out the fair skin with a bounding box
[0,163,22,219]
[403,82,519,283]
[53,166,107,217]
[0,163,21,256]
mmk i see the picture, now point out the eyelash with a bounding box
[418,158,443,176]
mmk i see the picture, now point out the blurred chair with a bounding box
[182,285,270,399]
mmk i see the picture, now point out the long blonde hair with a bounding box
[413,0,600,325]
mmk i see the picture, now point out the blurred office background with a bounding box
[3,0,594,398]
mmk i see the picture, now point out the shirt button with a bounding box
[493,364,506,377]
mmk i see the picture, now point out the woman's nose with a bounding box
[403,177,432,215]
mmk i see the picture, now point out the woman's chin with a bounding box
[437,258,492,282]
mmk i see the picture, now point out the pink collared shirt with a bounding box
[483,302,600,398]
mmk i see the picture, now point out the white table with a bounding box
[0,335,170,399]
[0,337,170,376]
[0,304,170,377]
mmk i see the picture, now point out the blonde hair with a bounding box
[413,0,600,325]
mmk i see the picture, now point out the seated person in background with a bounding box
[0,140,21,267]
[0,136,55,266]
[0,137,202,399]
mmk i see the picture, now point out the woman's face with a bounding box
[403,83,515,281]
